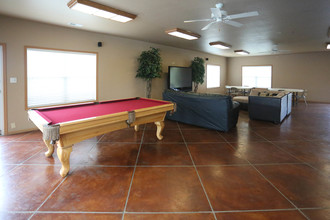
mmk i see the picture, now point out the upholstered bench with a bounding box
[233,96,248,110]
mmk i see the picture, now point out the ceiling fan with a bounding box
[184,3,259,30]
[257,44,291,55]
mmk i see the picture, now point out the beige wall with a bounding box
[0,15,226,133]
[227,52,330,103]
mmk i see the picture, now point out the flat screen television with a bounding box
[168,66,192,92]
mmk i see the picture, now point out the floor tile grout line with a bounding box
[8,131,32,141]
[249,128,330,182]
[227,141,310,220]
[125,211,214,214]
[268,140,330,178]
[19,148,45,165]
[27,134,103,220]
[251,164,310,220]
[5,206,330,214]
[28,175,69,220]
[230,128,318,172]
[178,125,218,220]
[121,124,146,220]
[4,162,309,168]
[213,208,301,213]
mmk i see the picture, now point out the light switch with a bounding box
[10,77,17,83]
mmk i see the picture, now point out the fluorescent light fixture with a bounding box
[165,28,201,40]
[68,22,83,27]
[327,43,330,50]
[67,0,137,23]
[209,41,232,49]
[234,50,250,55]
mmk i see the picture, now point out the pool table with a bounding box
[28,97,174,177]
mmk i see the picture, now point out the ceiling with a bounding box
[0,0,330,57]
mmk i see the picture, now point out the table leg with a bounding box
[155,121,164,140]
[134,125,139,132]
[43,140,54,157]
[57,146,73,177]
[293,92,297,106]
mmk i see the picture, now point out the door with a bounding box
[0,45,3,135]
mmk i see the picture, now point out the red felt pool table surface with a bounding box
[34,98,170,125]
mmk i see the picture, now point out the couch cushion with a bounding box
[276,91,286,97]
[233,96,248,103]
[249,88,268,96]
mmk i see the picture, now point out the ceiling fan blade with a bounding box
[211,8,222,18]
[226,11,259,20]
[223,20,243,27]
[201,21,217,30]
[184,19,213,23]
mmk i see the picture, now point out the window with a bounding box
[242,66,272,88]
[207,64,220,88]
[26,47,97,108]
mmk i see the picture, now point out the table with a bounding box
[268,88,304,105]
[225,85,253,96]
[28,97,174,177]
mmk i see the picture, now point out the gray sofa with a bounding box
[248,91,292,124]
[163,90,240,132]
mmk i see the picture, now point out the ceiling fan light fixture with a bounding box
[209,41,232,49]
[67,0,137,23]
[234,50,250,55]
[165,28,201,40]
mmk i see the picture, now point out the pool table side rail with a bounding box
[28,110,52,132]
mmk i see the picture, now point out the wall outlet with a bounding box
[10,122,16,129]
[10,77,17,83]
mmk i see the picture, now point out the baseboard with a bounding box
[302,100,330,104]
[7,128,38,135]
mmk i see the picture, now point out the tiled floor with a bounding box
[1,103,330,219]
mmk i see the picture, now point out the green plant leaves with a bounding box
[136,47,162,80]
[191,57,205,84]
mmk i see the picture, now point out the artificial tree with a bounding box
[136,47,162,98]
[191,57,205,92]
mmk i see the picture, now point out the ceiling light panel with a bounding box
[165,28,201,40]
[209,41,232,49]
[234,50,250,55]
[67,0,137,23]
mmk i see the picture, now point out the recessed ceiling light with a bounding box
[209,41,232,49]
[67,0,137,23]
[68,22,83,27]
[165,28,201,40]
[327,43,330,50]
[234,50,250,55]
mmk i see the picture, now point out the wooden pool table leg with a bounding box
[155,121,164,140]
[43,140,54,157]
[57,145,73,177]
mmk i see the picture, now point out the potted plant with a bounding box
[191,57,205,92]
[136,47,162,98]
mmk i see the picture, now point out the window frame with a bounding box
[24,46,98,110]
[206,64,221,89]
[241,65,273,88]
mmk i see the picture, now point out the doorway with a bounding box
[0,44,7,135]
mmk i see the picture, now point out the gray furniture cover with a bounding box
[248,93,292,124]
[163,90,240,132]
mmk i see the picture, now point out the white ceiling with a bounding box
[0,0,330,57]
